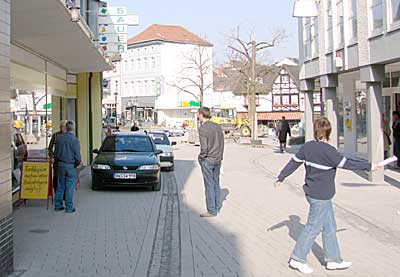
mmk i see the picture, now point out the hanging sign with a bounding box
[99,34,128,44]
[99,24,128,34]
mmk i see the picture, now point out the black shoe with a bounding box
[65,208,76,213]
[55,207,65,211]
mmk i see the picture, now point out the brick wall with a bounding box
[0,0,14,275]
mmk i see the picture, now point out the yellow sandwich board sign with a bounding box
[21,162,50,200]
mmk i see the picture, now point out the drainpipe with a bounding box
[88,73,93,163]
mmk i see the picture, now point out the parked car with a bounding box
[168,127,185,137]
[148,131,176,171]
[91,133,163,191]
[13,132,28,169]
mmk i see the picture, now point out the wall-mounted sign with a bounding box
[98,6,138,54]
[99,34,128,44]
[99,24,128,34]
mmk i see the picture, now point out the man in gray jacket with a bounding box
[198,107,224,217]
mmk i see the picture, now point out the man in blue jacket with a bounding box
[54,121,81,213]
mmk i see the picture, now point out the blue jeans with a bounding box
[55,164,77,212]
[291,196,342,264]
[199,160,221,215]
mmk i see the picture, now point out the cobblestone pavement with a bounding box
[12,141,400,277]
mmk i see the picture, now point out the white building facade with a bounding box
[298,0,400,182]
[103,24,213,127]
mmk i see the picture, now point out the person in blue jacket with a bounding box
[275,117,378,274]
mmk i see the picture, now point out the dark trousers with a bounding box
[199,160,221,215]
[53,162,58,193]
[394,139,400,167]
[279,141,287,152]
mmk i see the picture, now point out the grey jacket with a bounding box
[198,121,224,164]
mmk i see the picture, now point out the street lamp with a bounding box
[293,0,319,17]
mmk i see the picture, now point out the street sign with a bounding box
[99,24,128,34]
[99,34,128,44]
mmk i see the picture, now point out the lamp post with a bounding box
[114,80,118,127]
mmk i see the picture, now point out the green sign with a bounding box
[43,103,52,109]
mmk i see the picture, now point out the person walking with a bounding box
[383,114,391,159]
[48,120,68,194]
[275,117,376,274]
[198,107,225,218]
[392,111,400,168]
[279,116,291,153]
[54,121,81,213]
[130,122,139,132]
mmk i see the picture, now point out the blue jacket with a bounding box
[55,132,81,167]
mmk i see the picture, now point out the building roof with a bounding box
[127,24,213,47]
[213,61,300,95]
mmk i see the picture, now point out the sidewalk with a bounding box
[175,142,400,276]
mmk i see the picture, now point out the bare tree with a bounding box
[30,91,46,114]
[169,45,213,107]
[226,26,286,141]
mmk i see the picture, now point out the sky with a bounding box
[107,0,299,64]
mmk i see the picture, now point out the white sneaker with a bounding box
[289,259,314,274]
[326,261,352,270]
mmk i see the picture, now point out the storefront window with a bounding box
[355,91,368,155]
[391,0,400,22]
[337,91,344,152]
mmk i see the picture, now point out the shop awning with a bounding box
[11,0,112,73]
[238,112,302,121]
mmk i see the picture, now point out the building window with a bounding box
[304,18,312,60]
[311,18,319,56]
[124,60,129,72]
[144,81,148,94]
[130,59,135,71]
[144,58,149,71]
[282,95,290,105]
[137,59,142,71]
[391,0,400,22]
[138,81,143,95]
[151,80,156,94]
[336,0,344,46]
[131,81,135,94]
[291,95,299,105]
[274,95,281,105]
[281,75,289,83]
[371,0,383,30]
[326,0,333,51]
[349,0,358,41]
[151,57,156,69]
[124,82,129,96]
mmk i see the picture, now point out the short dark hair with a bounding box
[198,106,211,119]
[66,121,75,132]
[393,111,400,117]
[314,117,331,141]
[282,116,286,120]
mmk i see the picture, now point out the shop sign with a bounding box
[99,24,128,34]
[99,34,128,44]
[20,162,50,200]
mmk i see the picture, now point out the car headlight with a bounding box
[92,164,111,170]
[160,152,173,157]
[139,164,160,170]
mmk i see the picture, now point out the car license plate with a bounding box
[114,173,136,179]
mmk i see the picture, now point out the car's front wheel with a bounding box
[167,164,174,172]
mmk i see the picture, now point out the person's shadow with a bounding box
[267,215,325,265]
[219,188,230,212]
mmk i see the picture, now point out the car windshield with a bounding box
[148,133,170,145]
[101,136,154,152]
